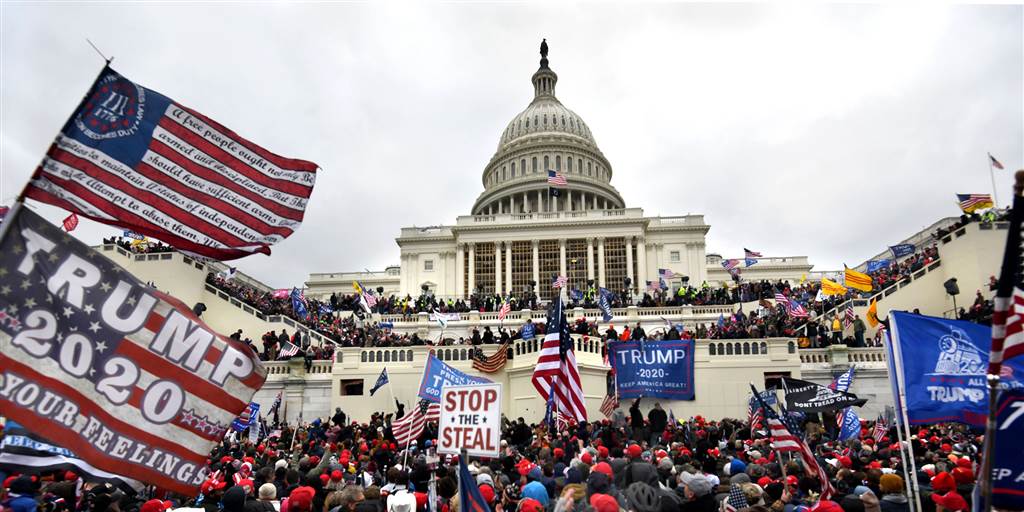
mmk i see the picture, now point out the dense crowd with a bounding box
[0,402,980,512]
[102,236,175,254]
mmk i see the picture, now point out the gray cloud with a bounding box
[2,3,1021,287]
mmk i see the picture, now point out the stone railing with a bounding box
[799,346,887,366]
[261,359,334,379]
[378,304,738,330]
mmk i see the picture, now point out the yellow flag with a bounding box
[866,298,880,328]
[844,266,873,292]
[353,281,364,295]
[821,278,848,296]
[799,274,807,285]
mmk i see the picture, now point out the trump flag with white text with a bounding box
[0,206,266,494]
[25,66,319,260]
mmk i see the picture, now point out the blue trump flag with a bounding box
[598,287,614,322]
[830,366,861,440]
[521,322,536,340]
[889,243,915,258]
[988,388,1024,510]
[370,368,389,396]
[609,340,695,399]
[231,402,260,432]
[290,288,308,319]
[866,259,892,273]
[889,311,1024,426]
[417,353,491,403]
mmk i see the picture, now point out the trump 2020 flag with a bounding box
[0,206,266,494]
[370,368,389,396]
[25,66,319,260]
[889,311,1024,426]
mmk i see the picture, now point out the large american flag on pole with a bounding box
[751,384,835,500]
[25,66,319,261]
[990,180,1024,376]
[0,207,265,494]
[532,299,587,422]
[392,399,440,446]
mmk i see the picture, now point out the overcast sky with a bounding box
[2,3,1022,288]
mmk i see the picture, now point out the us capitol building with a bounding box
[305,41,813,301]
[101,42,1004,422]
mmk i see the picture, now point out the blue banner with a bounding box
[231,402,259,432]
[520,322,536,340]
[418,353,492,403]
[889,243,915,258]
[866,259,892,273]
[990,389,1024,510]
[609,340,695,400]
[598,287,613,322]
[890,312,1024,426]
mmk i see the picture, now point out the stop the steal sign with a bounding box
[438,383,502,458]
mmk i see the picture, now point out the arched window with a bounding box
[502,166,506,180]
[361,351,367,362]
[555,156,561,171]
[578,159,583,174]
[743,343,750,355]
[534,115,538,127]
[788,342,796,353]
[760,342,767,354]
[562,115,566,126]
[567,157,573,173]
[511,162,516,176]
[526,117,530,128]
[709,344,717,356]
[384,351,391,362]
[532,157,538,173]
[399,350,406,362]
[726,344,733,355]
[751,343,760,355]
[461,349,468,360]
[544,156,549,170]
[521,159,526,176]
[587,162,592,176]
[407,349,413,362]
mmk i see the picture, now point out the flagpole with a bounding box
[989,154,1000,209]
[885,323,923,512]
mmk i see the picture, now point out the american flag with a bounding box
[552,275,568,288]
[0,207,265,494]
[658,268,676,279]
[748,398,763,432]
[547,169,568,186]
[278,341,300,358]
[472,342,510,373]
[532,299,587,422]
[989,186,1024,375]
[600,371,619,418]
[25,66,319,261]
[392,399,440,446]
[744,248,763,258]
[872,415,888,443]
[363,291,378,308]
[752,385,835,499]
[722,259,741,270]
[722,484,750,512]
[957,193,994,213]
[775,293,808,318]
[990,153,1005,170]
[497,300,511,321]
[844,306,855,329]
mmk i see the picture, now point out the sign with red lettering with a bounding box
[438,383,501,458]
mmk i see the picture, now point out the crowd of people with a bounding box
[0,402,980,512]
[102,236,175,254]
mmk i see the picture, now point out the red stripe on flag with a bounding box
[156,118,315,198]
[175,104,319,173]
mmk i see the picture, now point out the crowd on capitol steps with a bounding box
[1,403,979,512]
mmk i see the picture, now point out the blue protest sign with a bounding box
[866,259,892,273]
[889,244,915,258]
[521,322,536,340]
[990,388,1024,510]
[418,353,492,403]
[889,312,1024,426]
[609,340,695,399]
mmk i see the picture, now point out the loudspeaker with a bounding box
[944,278,960,296]
[377,286,384,294]
[193,302,207,317]
[624,277,632,287]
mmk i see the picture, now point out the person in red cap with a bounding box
[931,492,968,512]
[931,472,956,494]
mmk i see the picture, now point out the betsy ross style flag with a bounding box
[532,298,587,422]
[0,206,265,494]
[25,66,319,261]
[989,176,1024,375]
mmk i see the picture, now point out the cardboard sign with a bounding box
[437,383,502,458]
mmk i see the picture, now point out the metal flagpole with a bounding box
[886,321,923,512]
[989,154,1000,209]
[891,401,915,512]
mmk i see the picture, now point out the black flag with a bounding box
[783,377,867,413]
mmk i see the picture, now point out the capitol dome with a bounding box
[471,41,625,216]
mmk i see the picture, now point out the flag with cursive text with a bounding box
[0,206,266,494]
[24,66,319,260]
